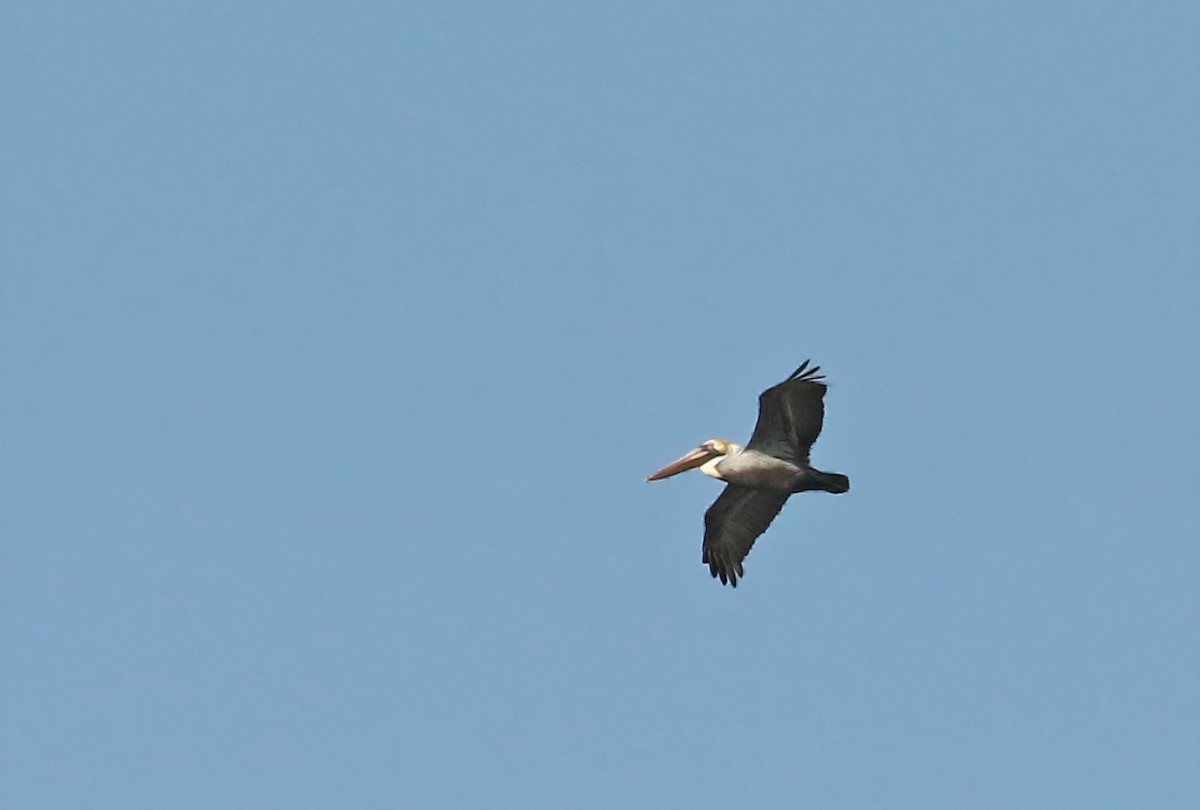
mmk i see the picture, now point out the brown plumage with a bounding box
[648,360,849,587]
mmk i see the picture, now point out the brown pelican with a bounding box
[647,360,849,587]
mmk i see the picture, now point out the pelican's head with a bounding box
[646,438,737,482]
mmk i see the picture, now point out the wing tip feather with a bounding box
[703,553,740,587]
[787,358,825,384]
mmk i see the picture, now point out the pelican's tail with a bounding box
[817,472,850,494]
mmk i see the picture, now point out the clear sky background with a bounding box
[4,2,1198,808]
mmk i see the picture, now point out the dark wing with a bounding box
[745,359,827,463]
[702,484,791,587]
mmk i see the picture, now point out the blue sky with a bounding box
[4,2,1198,808]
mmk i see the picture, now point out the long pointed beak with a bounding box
[646,446,714,481]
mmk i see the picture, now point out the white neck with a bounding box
[699,443,741,480]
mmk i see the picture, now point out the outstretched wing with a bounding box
[745,360,827,463]
[702,484,791,587]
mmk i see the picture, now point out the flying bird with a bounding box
[646,360,849,587]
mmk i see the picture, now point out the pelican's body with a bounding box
[701,445,847,493]
[647,360,849,587]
